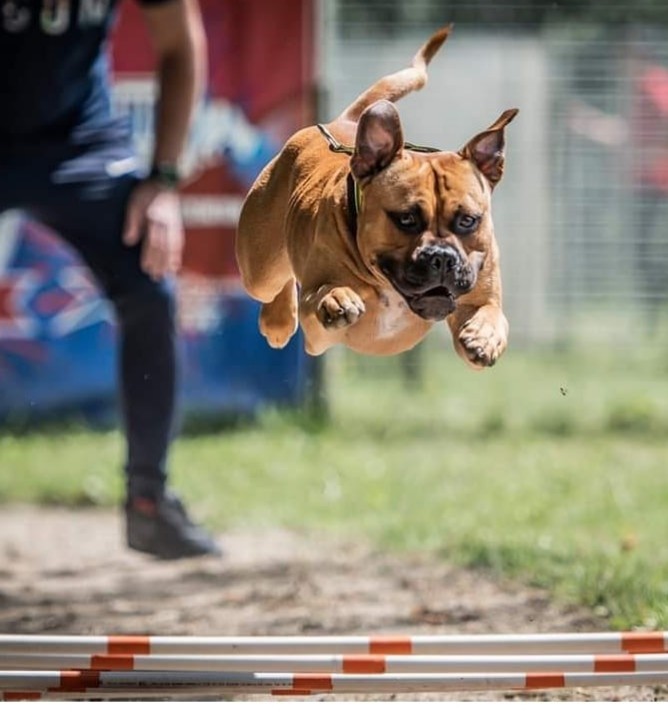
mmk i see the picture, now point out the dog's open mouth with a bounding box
[390,281,457,321]
[405,288,457,321]
[377,261,458,321]
[418,285,452,299]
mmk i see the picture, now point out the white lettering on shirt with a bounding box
[1,0,110,33]
[41,0,71,35]
[79,0,110,27]
[2,1,31,32]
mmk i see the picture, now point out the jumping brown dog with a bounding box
[235,25,517,368]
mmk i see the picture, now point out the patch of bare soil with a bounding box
[0,504,665,701]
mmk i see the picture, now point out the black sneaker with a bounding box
[125,490,222,560]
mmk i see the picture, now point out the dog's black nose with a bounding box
[424,245,458,275]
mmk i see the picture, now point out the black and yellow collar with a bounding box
[316,123,440,238]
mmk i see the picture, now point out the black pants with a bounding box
[0,141,178,499]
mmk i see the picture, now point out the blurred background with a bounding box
[322,0,668,347]
[2,0,668,628]
[2,0,668,424]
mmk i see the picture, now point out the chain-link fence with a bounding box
[319,2,668,348]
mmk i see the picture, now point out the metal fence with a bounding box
[319,3,668,347]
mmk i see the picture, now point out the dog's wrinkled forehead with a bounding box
[431,153,492,208]
[375,152,492,215]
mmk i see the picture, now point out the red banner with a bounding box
[111,0,315,280]
[0,0,316,424]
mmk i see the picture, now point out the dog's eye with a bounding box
[452,213,480,235]
[388,209,424,234]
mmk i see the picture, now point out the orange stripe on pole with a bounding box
[369,636,412,654]
[91,654,135,670]
[57,671,101,691]
[342,655,387,674]
[525,673,565,689]
[622,632,665,654]
[293,674,334,691]
[107,636,151,655]
[3,691,43,701]
[594,655,636,673]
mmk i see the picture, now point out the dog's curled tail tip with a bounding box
[412,23,453,69]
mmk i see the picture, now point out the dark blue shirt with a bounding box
[0,0,172,147]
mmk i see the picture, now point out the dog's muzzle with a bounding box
[378,245,478,321]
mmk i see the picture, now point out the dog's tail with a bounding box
[338,24,452,123]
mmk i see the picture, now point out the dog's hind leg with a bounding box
[259,277,298,349]
[236,152,302,348]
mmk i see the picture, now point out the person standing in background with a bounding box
[0,0,221,559]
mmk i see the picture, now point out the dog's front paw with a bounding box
[317,287,366,329]
[457,307,508,369]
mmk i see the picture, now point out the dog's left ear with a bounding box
[351,100,404,181]
[460,108,519,188]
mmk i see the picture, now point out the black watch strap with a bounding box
[148,163,181,189]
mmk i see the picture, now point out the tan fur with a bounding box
[236,26,517,368]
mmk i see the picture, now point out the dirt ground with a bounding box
[1,504,666,702]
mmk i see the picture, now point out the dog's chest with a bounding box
[373,289,416,339]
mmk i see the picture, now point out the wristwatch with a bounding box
[148,162,181,189]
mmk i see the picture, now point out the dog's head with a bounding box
[350,100,518,321]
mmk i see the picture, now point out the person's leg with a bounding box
[113,245,177,501]
[27,157,220,559]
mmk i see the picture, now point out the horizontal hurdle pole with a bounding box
[4,651,668,674]
[1,688,265,701]
[2,669,668,695]
[1,631,666,656]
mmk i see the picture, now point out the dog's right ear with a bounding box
[350,100,404,181]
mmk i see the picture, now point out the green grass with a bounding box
[2,336,668,629]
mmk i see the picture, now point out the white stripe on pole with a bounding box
[0,636,111,655]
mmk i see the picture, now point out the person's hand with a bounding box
[122,180,184,280]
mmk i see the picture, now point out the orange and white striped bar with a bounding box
[3,651,668,674]
[2,669,668,696]
[1,631,667,656]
